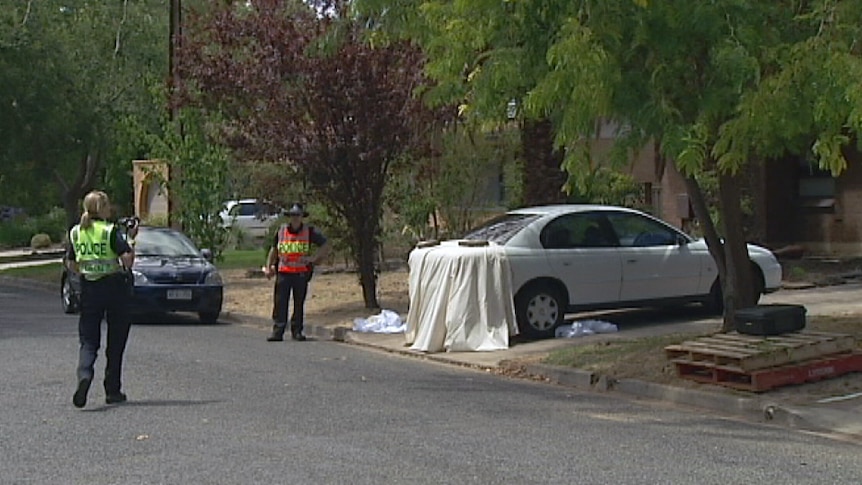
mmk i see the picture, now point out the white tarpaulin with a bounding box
[406,242,518,352]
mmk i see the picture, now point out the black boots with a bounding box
[266,326,284,342]
[267,325,306,341]
[73,378,128,408]
[72,378,91,408]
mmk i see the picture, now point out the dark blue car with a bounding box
[61,226,224,323]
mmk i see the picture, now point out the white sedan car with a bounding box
[438,204,782,338]
[220,199,285,238]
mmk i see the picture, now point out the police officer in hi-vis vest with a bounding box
[263,203,331,341]
[66,190,136,408]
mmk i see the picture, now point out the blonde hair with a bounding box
[80,191,112,229]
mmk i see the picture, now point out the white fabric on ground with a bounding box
[353,309,406,333]
[406,242,518,352]
[555,320,618,338]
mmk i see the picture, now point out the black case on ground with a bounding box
[734,304,807,336]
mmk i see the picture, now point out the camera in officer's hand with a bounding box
[118,216,140,230]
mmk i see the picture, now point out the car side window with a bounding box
[541,213,617,249]
[238,203,256,217]
[541,218,573,249]
[607,212,679,247]
[259,202,279,217]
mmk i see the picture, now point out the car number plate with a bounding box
[167,289,192,300]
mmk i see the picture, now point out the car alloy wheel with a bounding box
[515,284,564,339]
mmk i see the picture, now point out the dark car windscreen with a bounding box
[135,229,201,257]
[461,214,540,245]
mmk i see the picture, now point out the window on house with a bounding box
[797,158,835,210]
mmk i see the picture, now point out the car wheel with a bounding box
[705,265,764,315]
[61,274,79,314]
[198,311,220,324]
[704,279,723,315]
[750,263,765,304]
[515,284,564,339]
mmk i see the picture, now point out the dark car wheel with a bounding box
[515,284,564,339]
[61,273,79,314]
[705,264,765,315]
[198,310,220,324]
[704,279,723,315]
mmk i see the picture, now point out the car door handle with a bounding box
[626,259,638,264]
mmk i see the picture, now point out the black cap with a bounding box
[286,203,309,217]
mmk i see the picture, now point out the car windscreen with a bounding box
[462,213,540,244]
[135,229,201,257]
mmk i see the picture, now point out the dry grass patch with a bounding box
[542,314,862,390]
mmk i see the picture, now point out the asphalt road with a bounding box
[2,283,861,485]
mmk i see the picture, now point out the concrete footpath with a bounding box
[2,252,861,444]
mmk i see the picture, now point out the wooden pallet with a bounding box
[664,331,857,372]
[672,351,862,392]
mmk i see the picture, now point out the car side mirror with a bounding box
[676,235,689,246]
[201,248,213,262]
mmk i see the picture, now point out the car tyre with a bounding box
[705,279,723,315]
[61,273,79,314]
[750,263,765,304]
[515,284,564,339]
[198,311,220,324]
[705,264,765,315]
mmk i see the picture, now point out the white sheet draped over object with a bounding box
[406,242,518,352]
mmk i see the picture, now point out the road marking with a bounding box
[816,392,862,403]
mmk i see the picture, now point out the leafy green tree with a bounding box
[358,0,862,330]
[389,123,521,241]
[0,0,168,225]
[358,0,571,206]
[142,106,232,257]
[523,1,862,329]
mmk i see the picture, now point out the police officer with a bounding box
[263,203,331,341]
[66,190,136,408]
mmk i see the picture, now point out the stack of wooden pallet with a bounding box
[664,331,862,392]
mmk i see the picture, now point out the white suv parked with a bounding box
[220,199,285,238]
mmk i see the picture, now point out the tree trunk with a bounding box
[683,173,725,278]
[520,118,567,206]
[57,150,100,230]
[682,167,756,333]
[717,171,756,331]
[347,198,381,310]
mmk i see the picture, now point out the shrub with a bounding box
[0,207,68,249]
[143,213,169,227]
[30,208,68,244]
[30,233,52,249]
[0,221,31,248]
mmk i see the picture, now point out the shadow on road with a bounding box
[132,312,231,327]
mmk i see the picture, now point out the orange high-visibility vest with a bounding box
[277,225,311,273]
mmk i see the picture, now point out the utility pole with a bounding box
[168,0,182,229]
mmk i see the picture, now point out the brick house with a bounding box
[594,124,862,256]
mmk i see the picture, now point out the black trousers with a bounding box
[77,274,132,394]
[272,272,310,335]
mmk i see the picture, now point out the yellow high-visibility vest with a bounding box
[70,221,121,280]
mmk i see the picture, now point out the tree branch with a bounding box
[21,0,32,26]
[115,0,129,57]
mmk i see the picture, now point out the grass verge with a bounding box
[0,262,62,285]
[543,315,862,384]
[216,249,268,271]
